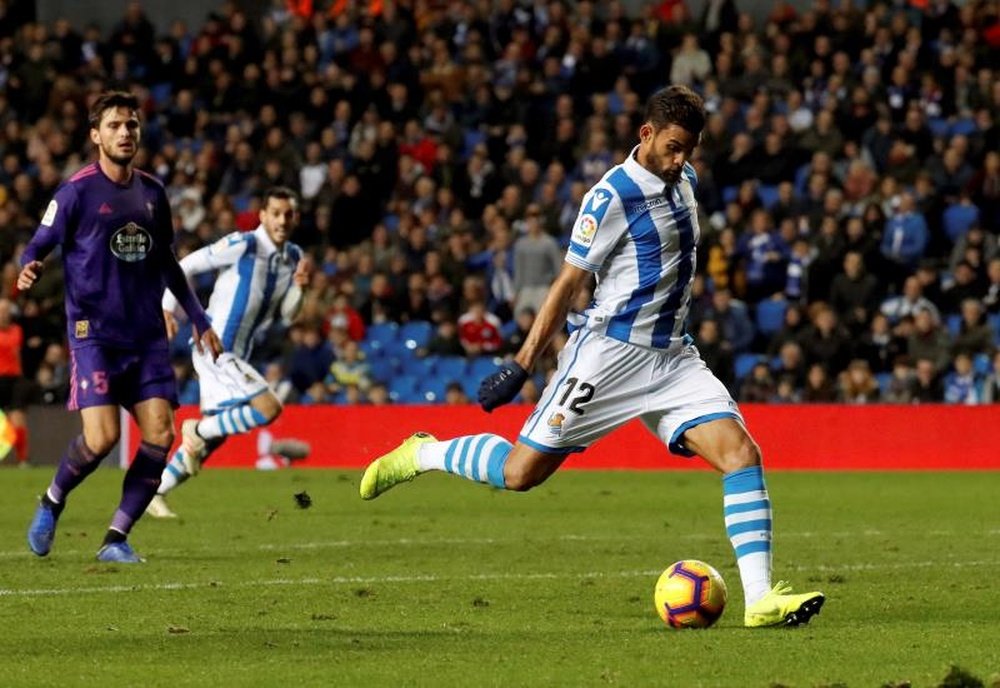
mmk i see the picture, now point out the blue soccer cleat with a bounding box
[96,541,145,564]
[27,500,59,556]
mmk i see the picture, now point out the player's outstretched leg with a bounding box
[360,433,513,500]
[28,435,108,556]
[97,441,170,563]
[723,465,824,627]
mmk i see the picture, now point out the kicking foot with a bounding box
[145,494,178,519]
[359,432,436,500]
[744,581,825,628]
[180,419,206,472]
[27,499,59,556]
[96,541,145,563]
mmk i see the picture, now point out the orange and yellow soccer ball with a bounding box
[654,560,728,629]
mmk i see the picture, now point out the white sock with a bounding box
[157,450,190,495]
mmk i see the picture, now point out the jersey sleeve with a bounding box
[21,184,78,265]
[565,185,627,272]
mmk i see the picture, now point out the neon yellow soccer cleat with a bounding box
[359,433,437,500]
[744,581,825,628]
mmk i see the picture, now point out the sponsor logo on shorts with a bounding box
[546,412,565,437]
[110,222,153,262]
[75,320,89,339]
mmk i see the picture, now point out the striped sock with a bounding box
[416,434,512,488]
[197,405,269,440]
[157,449,190,495]
[722,465,773,605]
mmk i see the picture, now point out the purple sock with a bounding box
[47,436,107,504]
[109,441,169,535]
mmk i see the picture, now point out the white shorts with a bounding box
[192,348,270,414]
[519,329,743,457]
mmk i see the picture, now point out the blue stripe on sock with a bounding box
[166,462,184,479]
[469,435,490,482]
[218,412,231,435]
[444,440,457,473]
[735,540,772,558]
[726,519,773,537]
[486,441,511,488]
[230,408,245,432]
[456,437,473,477]
[724,499,771,516]
[723,465,765,494]
[249,407,267,425]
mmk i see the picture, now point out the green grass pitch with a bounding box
[1,468,998,687]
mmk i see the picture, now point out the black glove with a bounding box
[478,362,529,412]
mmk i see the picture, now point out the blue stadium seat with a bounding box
[462,129,486,159]
[418,377,450,403]
[974,353,992,376]
[469,356,502,379]
[365,322,399,353]
[359,340,382,361]
[942,204,980,244]
[757,184,780,209]
[927,117,950,138]
[950,118,977,136]
[150,83,172,108]
[387,375,419,402]
[400,320,434,350]
[734,354,764,380]
[794,164,811,194]
[992,315,1000,345]
[435,356,469,382]
[383,338,415,360]
[462,377,481,400]
[722,185,738,204]
[500,319,519,340]
[755,300,788,336]
[400,356,434,377]
[946,313,962,338]
[876,372,892,396]
[368,355,401,383]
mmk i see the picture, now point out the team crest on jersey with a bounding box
[546,412,565,437]
[576,215,598,246]
[110,222,153,262]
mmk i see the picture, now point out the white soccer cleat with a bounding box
[180,419,206,472]
[145,494,178,519]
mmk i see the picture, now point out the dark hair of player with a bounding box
[88,91,140,129]
[644,85,707,137]
[262,186,299,207]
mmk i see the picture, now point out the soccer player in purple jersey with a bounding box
[18,91,223,563]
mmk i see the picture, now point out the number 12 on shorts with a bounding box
[558,377,595,415]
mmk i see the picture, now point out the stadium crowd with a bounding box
[1,0,1000,448]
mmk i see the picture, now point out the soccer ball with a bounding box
[654,560,728,629]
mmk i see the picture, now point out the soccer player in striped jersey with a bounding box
[359,86,825,628]
[21,91,223,563]
[146,187,310,519]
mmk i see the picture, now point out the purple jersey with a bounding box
[22,163,209,350]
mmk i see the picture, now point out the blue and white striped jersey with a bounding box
[163,226,303,359]
[565,149,700,350]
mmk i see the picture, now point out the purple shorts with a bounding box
[68,344,178,411]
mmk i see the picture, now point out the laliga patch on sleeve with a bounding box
[41,200,58,227]
[573,214,599,246]
[210,233,242,254]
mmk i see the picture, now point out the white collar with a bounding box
[623,145,670,191]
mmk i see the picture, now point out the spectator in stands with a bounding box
[771,375,801,404]
[801,306,850,373]
[695,318,734,392]
[773,341,807,390]
[881,357,916,404]
[837,359,880,404]
[952,299,994,357]
[907,308,952,374]
[367,382,390,406]
[980,351,1000,403]
[739,362,775,403]
[856,312,907,374]
[458,302,503,356]
[910,358,944,403]
[880,276,940,325]
[943,352,981,405]
[942,261,986,312]
[444,382,469,405]
[512,207,562,316]
[984,258,1000,314]
[801,363,836,403]
[880,192,929,284]
[287,325,334,395]
[425,316,465,358]
[326,292,366,342]
[765,303,807,356]
[829,251,880,334]
[0,297,31,462]
[705,288,754,355]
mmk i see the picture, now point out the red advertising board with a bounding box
[124,404,1000,470]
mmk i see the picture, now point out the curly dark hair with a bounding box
[88,90,140,129]
[644,85,707,136]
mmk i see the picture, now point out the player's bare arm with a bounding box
[514,262,592,372]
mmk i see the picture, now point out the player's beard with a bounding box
[644,150,681,186]
[101,141,137,167]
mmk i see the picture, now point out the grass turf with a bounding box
[1,468,998,687]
